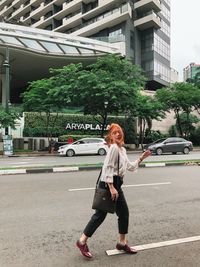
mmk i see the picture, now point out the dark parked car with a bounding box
[143,137,193,155]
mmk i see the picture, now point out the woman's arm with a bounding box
[108,183,119,201]
[103,144,119,183]
[126,149,152,171]
[104,144,119,200]
[138,150,152,163]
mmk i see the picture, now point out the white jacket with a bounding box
[100,143,139,183]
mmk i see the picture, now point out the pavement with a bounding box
[0,148,200,176]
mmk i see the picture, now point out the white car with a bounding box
[58,138,108,157]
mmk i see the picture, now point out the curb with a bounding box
[1,161,199,176]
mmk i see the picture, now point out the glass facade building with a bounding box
[183,63,200,82]
[0,0,171,90]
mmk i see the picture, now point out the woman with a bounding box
[76,123,151,258]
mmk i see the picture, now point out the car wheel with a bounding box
[98,148,106,156]
[183,147,190,154]
[156,148,163,155]
[66,149,75,157]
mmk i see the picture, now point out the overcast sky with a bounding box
[170,0,200,81]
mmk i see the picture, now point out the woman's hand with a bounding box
[139,150,152,162]
[108,183,119,201]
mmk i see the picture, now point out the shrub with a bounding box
[168,125,177,137]
[58,134,100,142]
[144,130,167,144]
[189,126,200,145]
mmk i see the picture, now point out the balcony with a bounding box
[134,12,161,30]
[10,4,24,18]
[32,16,45,27]
[54,12,82,32]
[134,0,161,13]
[72,3,131,37]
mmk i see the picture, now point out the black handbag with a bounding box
[92,155,120,214]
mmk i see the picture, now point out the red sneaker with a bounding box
[76,240,92,258]
[116,243,137,254]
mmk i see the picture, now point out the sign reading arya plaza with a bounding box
[65,123,109,131]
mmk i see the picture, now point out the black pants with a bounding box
[83,176,129,237]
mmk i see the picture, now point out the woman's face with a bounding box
[111,129,122,143]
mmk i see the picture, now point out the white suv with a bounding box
[58,138,108,157]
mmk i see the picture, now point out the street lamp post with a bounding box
[101,100,108,137]
[2,47,10,135]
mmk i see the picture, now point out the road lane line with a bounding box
[68,182,171,192]
[0,169,27,175]
[69,187,95,191]
[53,167,79,172]
[122,182,171,188]
[106,235,200,255]
[145,163,166,167]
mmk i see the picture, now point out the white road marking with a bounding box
[13,162,29,164]
[0,169,27,175]
[122,182,171,188]
[106,235,200,255]
[145,163,166,167]
[53,167,79,172]
[69,187,95,192]
[68,182,171,192]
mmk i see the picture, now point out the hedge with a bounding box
[23,112,137,143]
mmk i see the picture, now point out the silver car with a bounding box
[58,137,108,157]
[144,137,193,155]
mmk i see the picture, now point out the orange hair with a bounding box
[105,123,124,147]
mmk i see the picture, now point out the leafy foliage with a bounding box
[23,112,126,138]
[135,93,166,147]
[48,55,146,136]
[175,112,199,138]
[0,105,21,129]
[22,78,64,149]
[190,126,200,145]
[155,82,200,137]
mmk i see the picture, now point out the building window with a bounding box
[154,60,170,82]
[154,33,170,61]
[130,30,134,50]
[24,0,30,7]
[143,60,154,72]
[161,20,170,37]
[44,11,53,20]
[44,24,53,31]
[109,28,122,37]
[44,0,53,6]
[82,0,98,14]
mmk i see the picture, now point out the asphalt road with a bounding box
[1,151,200,169]
[1,166,200,267]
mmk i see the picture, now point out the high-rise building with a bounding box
[183,63,200,82]
[170,68,178,83]
[0,0,171,90]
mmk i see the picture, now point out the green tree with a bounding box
[0,105,21,131]
[156,82,200,137]
[22,78,62,152]
[135,93,165,148]
[49,55,146,137]
[176,112,199,138]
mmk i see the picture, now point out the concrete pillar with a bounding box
[0,54,3,105]
[0,52,11,107]
[1,74,6,107]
